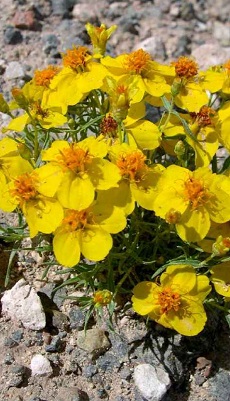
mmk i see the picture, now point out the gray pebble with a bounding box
[3,26,23,45]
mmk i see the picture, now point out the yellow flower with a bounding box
[100,112,161,151]
[201,61,230,95]
[160,105,220,167]
[0,137,33,181]
[102,75,145,122]
[0,164,64,237]
[153,165,230,242]
[101,49,170,102]
[42,137,121,210]
[170,56,209,112]
[211,262,230,297]
[85,22,117,57]
[99,143,164,215]
[132,264,211,336]
[217,101,230,152]
[198,221,230,253]
[53,200,127,267]
[45,46,108,111]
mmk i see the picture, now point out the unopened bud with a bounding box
[11,88,29,110]
[0,94,10,114]
[165,208,181,224]
[174,140,186,160]
[212,235,230,256]
[93,290,113,307]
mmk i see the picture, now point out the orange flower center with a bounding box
[173,56,198,79]
[11,172,38,202]
[62,209,90,232]
[223,237,230,248]
[34,66,59,87]
[93,290,112,306]
[158,287,181,314]
[62,46,89,71]
[116,84,127,94]
[190,106,216,127]
[56,144,92,174]
[223,60,230,74]
[184,177,209,210]
[124,49,151,75]
[100,114,118,138]
[116,150,147,181]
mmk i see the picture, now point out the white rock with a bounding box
[134,363,171,401]
[192,43,230,70]
[134,37,166,61]
[213,21,230,46]
[4,61,25,80]
[31,354,53,377]
[1,278,46,330]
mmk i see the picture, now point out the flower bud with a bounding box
[93,290,113,307]
[212,235,230,256]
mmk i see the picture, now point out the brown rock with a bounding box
[12,9,41,31]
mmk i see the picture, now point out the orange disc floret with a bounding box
[172,56,198,79]
[184,177,210,210]
[93,290,113,306]
[124,49,151,75]
[223,60,230,74]
[116,150,147,181]
[100,114,118,137]
[34,66,60,87]
[158,287,181,314]
[11,172,38,203]
[62,46,89,71]
[56,144,92,173]
[190,105,216,127]
[62,209,89,232]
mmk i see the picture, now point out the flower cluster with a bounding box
[1,23,230,336]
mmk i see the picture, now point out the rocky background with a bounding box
[0,1,230,401]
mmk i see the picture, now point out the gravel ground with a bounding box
[1,1,230,400]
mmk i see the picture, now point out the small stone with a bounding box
[72,3,99,23]
[4,354,15,365]
[8,375,24,388]
[57,386,89,401]
[192,44,230,70]
[180,2,195,21]
[120,367,132,381]
[11,330,24,343]
[69,306,85,330]
[52,310,69,330]
[134,363,171,401]
[11,364,26,375]
[3,26,23,45]
[51,0,69,18]
[12,9,41,31]
[77,328,110,355]
[97,388,107,399]
[31,354,53,377]
[97,352,121,371]
[82,364,98,378]
[134,37,166,61]
[213,21,230,46]
[4,337,18,348]
[63,359,80,374]
[1,279,46,330]
[42,34,60,56]
[45,335,62,352]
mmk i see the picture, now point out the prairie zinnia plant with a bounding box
[1,22,230,336]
